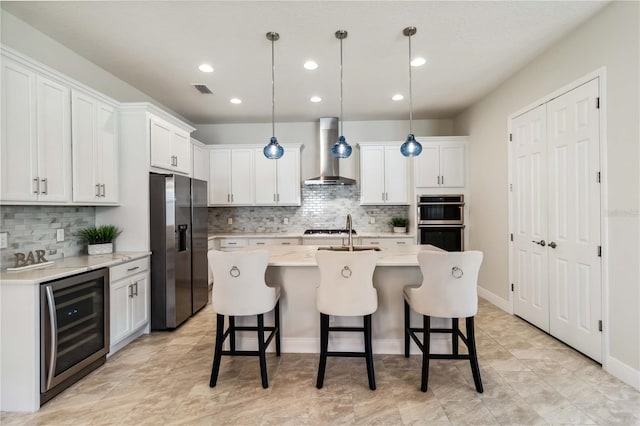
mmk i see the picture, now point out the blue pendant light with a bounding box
[331,30,352,159]
[263,31,284,160]
[400,26,422,157]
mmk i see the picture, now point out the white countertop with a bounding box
[254,244,442,267]
[209,232,415,240]
[0,252,151,285]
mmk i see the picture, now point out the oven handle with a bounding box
[418,224,465,228]
[44,285,58,392]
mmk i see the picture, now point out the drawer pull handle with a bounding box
[227,242,237,245]
[127,266,140,272]
[256,242,265,245]
[281,242,291,245]
[397,241,406,245]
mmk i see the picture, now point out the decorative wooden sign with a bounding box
[14,250,48,268]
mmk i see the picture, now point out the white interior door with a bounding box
[512,104,549,331]
[547,78,601,361]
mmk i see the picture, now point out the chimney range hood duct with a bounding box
[304,117,356,185]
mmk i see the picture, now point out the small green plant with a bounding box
[79,225,121,244]
[389,217,408,227]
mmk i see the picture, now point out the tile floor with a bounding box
[2,299,639,425]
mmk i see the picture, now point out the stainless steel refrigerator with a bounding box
[149,173,208,330]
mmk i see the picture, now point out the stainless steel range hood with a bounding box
[304,117,356,185]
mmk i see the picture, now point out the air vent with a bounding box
[193,84,213,95]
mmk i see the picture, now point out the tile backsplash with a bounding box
[208,185,409,233]
[0,206,95,268]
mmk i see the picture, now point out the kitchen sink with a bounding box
[317,246,381,252]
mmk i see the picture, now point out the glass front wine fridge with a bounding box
[40,268,109,405]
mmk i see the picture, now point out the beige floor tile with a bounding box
[2,298,638,426]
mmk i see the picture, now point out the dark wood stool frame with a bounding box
[210,301,281,389]
[316,313,376,390]
[404,300,483,393]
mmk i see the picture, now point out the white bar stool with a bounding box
[315,249,379,390]
[207,250,281,389]
[404,250,484,393]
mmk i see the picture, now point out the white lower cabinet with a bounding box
[359,237,414,247]
[248,238,300,247]
[109,257,150,354]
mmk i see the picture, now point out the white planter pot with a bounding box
[88,243,113,255]
[393,227,407,234]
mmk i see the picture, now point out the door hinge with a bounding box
[509,183,513,192]
[597,171,601,183]
[511,283,515,292]
[598,246,602,257]
[598,320,602,332]
[510,233,514,242]
[509,133,513,142]
[596,97,600,109]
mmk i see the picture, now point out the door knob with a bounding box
[532,239,546,247]
[548,241,557,249]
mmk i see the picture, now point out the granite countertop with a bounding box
[262,244,441,267]
[209,232,416,240]
[0,252,151,285]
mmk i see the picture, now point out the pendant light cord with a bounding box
[408,31,413,135]
[340,36,344,137]
[271,35,276,138]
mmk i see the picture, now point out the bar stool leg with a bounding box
[274,301,281,356]
[466,317,483,393]
[229,315,236,353]
[420,315,431,392]
[257,314,268,388]
[364,314,376,390]
[452,318,459,356]
[404,300,410,358]
[210,313,225,387]
[316,313,329,389]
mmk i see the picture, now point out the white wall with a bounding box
[194,119,454,182]
[454,1,639,378]
[0,10,189,123]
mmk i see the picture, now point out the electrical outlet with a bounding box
[370,216,375,224]
[56,228,65,242]
[283,217,289,225]
[0,232,7,249]
[227,217,233,225]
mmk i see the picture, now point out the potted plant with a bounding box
[389,217,408,234]
[79,225,121,255]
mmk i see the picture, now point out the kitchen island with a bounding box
[227,244,450,355]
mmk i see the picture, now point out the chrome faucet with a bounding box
[345,213,353,251]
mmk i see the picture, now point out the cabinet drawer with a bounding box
[360,238,413,247]
[219,238,248,249]
[249,238,300,247]
[110,257,150,282]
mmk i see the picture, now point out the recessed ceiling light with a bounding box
[230,98,242,104]
[310,96,322,103]
[392,94,404,101]
[304,61,318,70]
[411,57,426,67]
[198,63,214,73]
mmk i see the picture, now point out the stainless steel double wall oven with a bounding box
[417,194,465,251]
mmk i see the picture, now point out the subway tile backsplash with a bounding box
[0,206,95,268]
[208,185,409,233]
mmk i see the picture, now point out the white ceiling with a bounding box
[1,1,607,125]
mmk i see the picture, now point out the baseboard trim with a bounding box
[478,286,510,313]
[605,355,640,391]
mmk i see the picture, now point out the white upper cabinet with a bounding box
[1,56,71,203]
[71,89,119,204]
[192,140,209,182]
[254,146,301,206]
[359,142,409,205]
[415,137,467,188]
[149,115,192,175]
[209,147,254,206]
